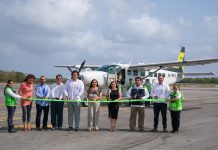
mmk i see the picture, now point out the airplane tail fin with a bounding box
[176,46,185,73]
[166,47,185,73]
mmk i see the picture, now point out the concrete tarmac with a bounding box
[0,87,218,150]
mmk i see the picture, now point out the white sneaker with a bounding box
[88,127,92,131]
[95,127,99,131]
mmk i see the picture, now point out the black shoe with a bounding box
[36,127,42,131]
[42,126,50,130]
[58,127,62,130]
[68,127,73,131]
[51,127,57,130]
[163,128,168,132]
[129,128,135,132]
[8,128,17,133]
[139,128,144,132]
[171,130,178,133]
[74,127,79,131]
[150,128,157,132]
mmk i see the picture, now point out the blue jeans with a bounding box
[7,106,16,129]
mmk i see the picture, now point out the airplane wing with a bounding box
[129,58,218,69]
[54,65,100,70]
[183,72,215,76]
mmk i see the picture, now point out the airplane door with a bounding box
[107,67,117,85]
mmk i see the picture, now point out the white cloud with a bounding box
[129,15,180,42]
[6,0,93,31]
[203,15,218,32]
[178,16,192,27]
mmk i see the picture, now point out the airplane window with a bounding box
[154,73,157,77]
[127,70,132,76]
[141,70,145,76]
[96,65,122,74]
[133,70,138,76]
[149,72,153,77]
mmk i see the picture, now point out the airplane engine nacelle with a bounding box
[79,71,108,89]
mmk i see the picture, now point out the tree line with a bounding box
[179,77,218,83]
[0,70,25,82]
[1,70,218,83]
[0,70,64,83]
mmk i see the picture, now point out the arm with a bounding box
[63,84,69,99]
[127,87,132,98]
[143,87,149,99]
[35,85,42,98]
[6,88,22,100]
[168,91,182,102]
[50,84,55,98]
[118,91,122,100]
[77,81,84,99]
[18,83,24,96]
[45,85,50,98]
[150,84,156,98]
[165,84,171,98]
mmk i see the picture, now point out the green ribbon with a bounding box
[27,98,166,103]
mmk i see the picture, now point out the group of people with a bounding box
[4,70,183,134]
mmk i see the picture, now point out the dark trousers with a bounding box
[170,110,181,131]
[35,103,49,128]
[7,106,16,129]
[22,104,32,123]
[153,103,167,129]
[51,101,64,128]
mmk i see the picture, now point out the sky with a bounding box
[0,0,218,78]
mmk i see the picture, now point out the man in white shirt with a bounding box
[151,75,170,132]
[50,74,65,130]
[64,70,84,131]
[127,77,149,131]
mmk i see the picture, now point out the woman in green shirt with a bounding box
[4,80,24,133]
[167,84,183,133]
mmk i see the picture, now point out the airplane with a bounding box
[54,47,218,98]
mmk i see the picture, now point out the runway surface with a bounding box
[0,87,218,150]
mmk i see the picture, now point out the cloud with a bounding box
[128,15,180,42]
[0,0,217,77]
[6,0,93,31]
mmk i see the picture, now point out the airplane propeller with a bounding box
[79,60,86,73]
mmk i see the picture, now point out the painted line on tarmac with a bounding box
[184,96,218,101]
[14,124,52,128]
[0,117,22,122]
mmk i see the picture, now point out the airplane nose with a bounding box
[79,71,108,88]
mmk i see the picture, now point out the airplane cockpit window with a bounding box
[96,65,122,74]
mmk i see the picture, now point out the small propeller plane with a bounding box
[55,47,218,96]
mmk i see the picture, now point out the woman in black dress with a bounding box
[107,81,122,131]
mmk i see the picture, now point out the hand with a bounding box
[154,96,158,99]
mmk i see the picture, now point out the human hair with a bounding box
[158,75,164,79]
[109,81,118,89]
[56,74,62,79]
[40,75,46,79]
[23,74,36,82]
[89,79,99,89]
[173,83,180,90]
[71,70,79,76]
[4,80,13,96]
[135,77,142,81]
